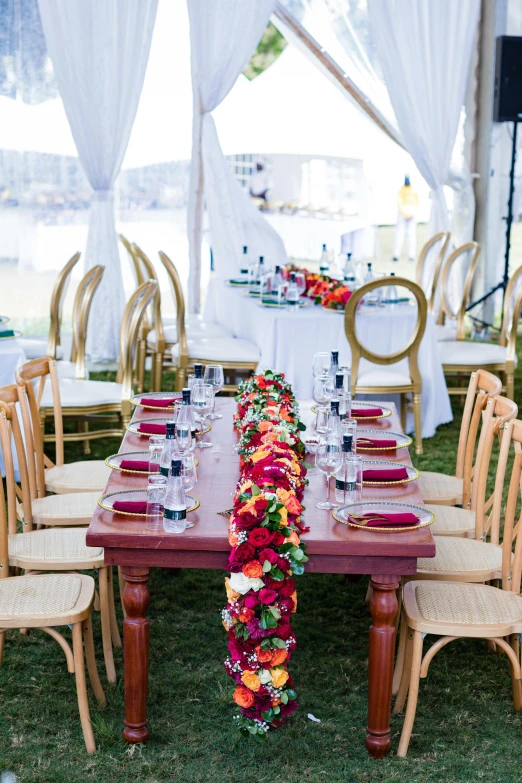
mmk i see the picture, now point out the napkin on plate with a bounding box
[112,500,147,514]
[357,436,397,449]
[119,459,150,471]
[348,512,419,527]
[0,330,15,338]
[141,397,177,408]
[353,407,383,417]
[137,422,166,435]
[362,467,409,482]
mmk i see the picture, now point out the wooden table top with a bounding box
[86,397,435,563]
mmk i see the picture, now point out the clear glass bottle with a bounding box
[387,272,399,306]
[319,243,329,275]
[193,363,203,381]
[159,421,176,477]
[286,271,300,312]
[329,350,339,379]
[335,434,359,504]
[335,371,352,420]
[324,399,341,440]
[343,252,357,292]
[163,459,187,533]
[240,245,249,277]
[272,264,283,296]
[364,262,374,285]
[364,262,381,305]
[176,387,196,447]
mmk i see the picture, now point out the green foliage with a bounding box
[243,22,288,81]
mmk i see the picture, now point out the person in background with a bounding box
[249,162,270,202]
[393,175,419,262]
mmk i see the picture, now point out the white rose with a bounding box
[228,572,265,594]
[258,669,272,684]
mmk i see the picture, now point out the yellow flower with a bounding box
[225,577,240,604]
[241,671,262,692]
[278,506,288,526]
[270,668,289,688]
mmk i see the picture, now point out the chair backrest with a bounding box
[16,357,64,495]
[46,251,81,359]
[116,280,158,404]
[492,418,522,593]
[132,243,165,349]
[69,265,104,379]
[415,232,450,313]
[455,369,502,482]
[119,234,145,288]
[437,241,481,338]
[500,265,522,354]
[158,251,188,370]
[344,277,427,393]
[0,388,35,548]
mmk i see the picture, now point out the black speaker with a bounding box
[494,36,522,122]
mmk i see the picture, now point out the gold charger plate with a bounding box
[361,460,419,486]
[98,489,200,517]
[356,430,412,452]
[0,316,10,325]
[311,403,392,421]
[105,451,198,474]
[131,392,182,411]
[126,418,212,436]
[333,501,435,533]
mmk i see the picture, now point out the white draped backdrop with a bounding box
[37,0,158,362]
[186,0,287,313]
[367,0,480,239]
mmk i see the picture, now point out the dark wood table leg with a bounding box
[366,573,400,758]
[122,566,150,743]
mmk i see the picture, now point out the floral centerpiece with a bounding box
[321,282,352,311]
[223,370,310,737]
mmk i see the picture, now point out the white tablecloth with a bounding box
[204,278,452,439]
[0,336,27,476]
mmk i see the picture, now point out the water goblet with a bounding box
[180,453,198,529]
[315,436,342,510]
[203,364,224,419]
[192,382,213,449]
[295,271,306,297]
[313,352,331,378]
[145,474,168,530]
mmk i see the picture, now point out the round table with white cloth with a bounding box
[0,334,27,476]
[204,278,452,439]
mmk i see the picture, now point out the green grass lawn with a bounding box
[1,367,522,783]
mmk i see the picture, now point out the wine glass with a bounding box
[192,382,213,449]
[180,453,198,529]
[313,352,331,378]
[295,271,306,297]
[315,436,342,510]
[204,365,224,419]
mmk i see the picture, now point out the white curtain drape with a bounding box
[367,0,480,238]
[37,0,158,362]
[187,0,286,312]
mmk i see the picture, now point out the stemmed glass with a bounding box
[204,365,224,419]
[313,352,331,378]
[313,373,334,433]
[180,453,198,529]
[192,382,213,449]
[315,436,342,510]
[295,271,306,297]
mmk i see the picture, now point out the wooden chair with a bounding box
[344,277,427,455]
[24,280,157,448]
[0,391,120,684]
[18,251,81,361]
[439,264,522,399]
[415,231,450,314]
[394,416,522,757]
[435,241,481,342]
[160,251,260,392]
[417,369,502,510]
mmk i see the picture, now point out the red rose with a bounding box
[248,527,274,548]
[254,498,269,513]
[272,532,285,547]
[277,623,293,640]
[278,578,296,597]
[259,588,278,605]
[234,542,256,563]
[259,548,278,565]
[278,598,295,614]
[263,575,282,590]
[277,557,289,572]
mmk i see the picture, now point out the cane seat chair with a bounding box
[17,251,81,361]
[0,389,120,683]
[418,369,502,508]
[161,251,260,392]
[438,265,522,399]
[21,280,157,448]
[415,231,450,314]
[434,241,480,342]
[394,417,522,756]
[344,277,427,455]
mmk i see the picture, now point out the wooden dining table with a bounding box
[86,397,435,758]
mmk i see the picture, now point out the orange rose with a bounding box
[286,495,302,516]
[290,590,297,613]
[270,668,289,688]
[228,530,239,547]
[239,607,255,623]
[242,560,263,579]
[288,530,301,546]
[270,648,288,667]
[233,685,254,708]
[241,671,261,691]
[272,697,281,707]
[255,645,273,663]
[258,420,272,432]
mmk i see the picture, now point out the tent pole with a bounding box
[272,2,404,150]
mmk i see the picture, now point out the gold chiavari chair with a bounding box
[394,416,522,757]
[417,369,502,511]
[18,251,81,360]
[434,241,481,342]
[344,277,427,455]
[438,265,522,399]
[0,389,120,684]
[131,243,165,393]
[414,231,450,314]
[19,280,157,449]
[160,251,260,392]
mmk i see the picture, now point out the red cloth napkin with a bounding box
[113,500,147,514]
[137,422,166,435]
[357,436,397,449]
[141,397,177,408]
[119,459,150,472]
[353,407,383,417]
[349,512,419,527]
[362,467,409,482]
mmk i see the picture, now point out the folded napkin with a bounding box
[141,397,177,408]
[348,511,419,528]
[119,459,150,472]
[362,467,409,482]
[357,436,397,449]
[113,500,147,514]
[137,422,166,435]
[0,329,15,338]
[353,407,383,417]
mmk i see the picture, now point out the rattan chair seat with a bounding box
[9,528,103,565]
[31,492,100,527]
[427,503,475,536]
[0,574,85,618]
[45,460,111,494]
[417,536,503,574]
[418,471,463,505]
[411,581,522,625]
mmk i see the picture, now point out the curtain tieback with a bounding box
[92,189,114,203]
